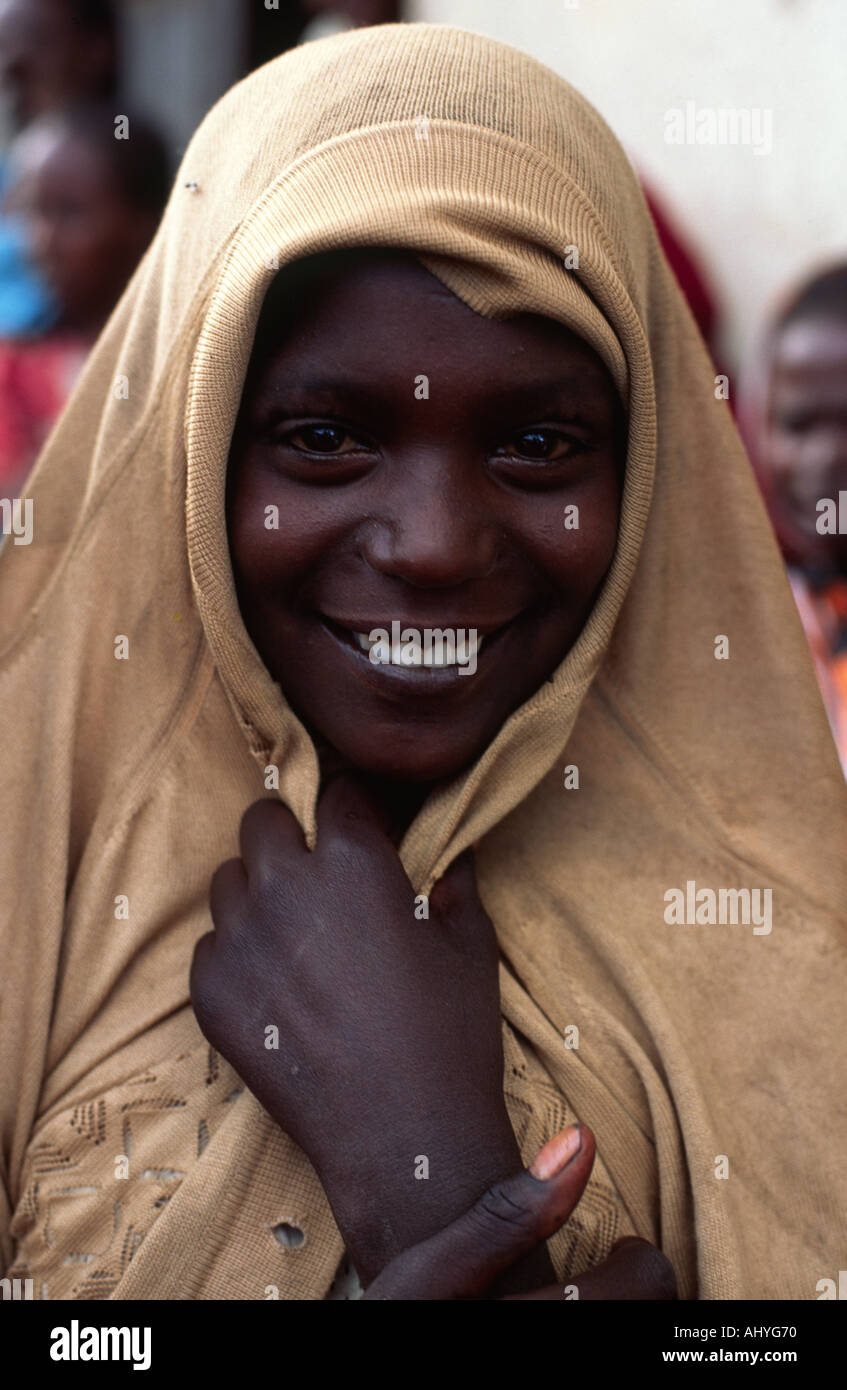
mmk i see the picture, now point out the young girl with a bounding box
[0,102,169,494]
[2,23,845,1302]
[746,264,847,775]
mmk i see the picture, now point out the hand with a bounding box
[190,773,526,1283]
[361,1124,678,1301]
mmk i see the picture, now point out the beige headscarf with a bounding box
[2,23,845,1302]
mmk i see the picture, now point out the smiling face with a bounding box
[227,249,625,784]
[764,315,847,576]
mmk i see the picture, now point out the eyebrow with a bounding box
[260,373,613,414]
[263,378,393,410]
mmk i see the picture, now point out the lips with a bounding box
[322,616,516,638]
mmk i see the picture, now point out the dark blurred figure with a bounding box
[0,0,116,128]
[249,0,400,70]
[751,263,847,772]
[0,0,118,336]
[0,102,168,494]
[301,0,400,32]
[6,103,165,333]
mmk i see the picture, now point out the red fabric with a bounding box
[0,334,90,495]
[642,182,717,352]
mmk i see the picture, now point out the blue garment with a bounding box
[0,159,57,336]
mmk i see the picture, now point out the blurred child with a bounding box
[0,102,168,494]
[752,264,847,771]
[0,0,118,334]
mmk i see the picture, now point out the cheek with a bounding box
[228,461,345,591]
[530,473,621,596]
[768,436,797,477]
[88,211,131,260]
[59,224,103,270]
[768,430,818,488]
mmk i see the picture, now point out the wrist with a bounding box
[319,1105,522,1286]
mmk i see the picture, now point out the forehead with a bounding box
[770,316,847,411]
[248,250,617,395]
[773,317,847,374]
[12,127,112,195]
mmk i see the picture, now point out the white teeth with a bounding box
[352,629,485,667]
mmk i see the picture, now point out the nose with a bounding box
[358,453,502,588]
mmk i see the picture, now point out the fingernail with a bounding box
[529,1124,582,1181]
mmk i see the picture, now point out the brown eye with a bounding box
[504,429,576,462]
[290,425,354,454]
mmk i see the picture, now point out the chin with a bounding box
[335,735,480,785]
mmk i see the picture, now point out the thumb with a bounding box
[362,1124,595,1300]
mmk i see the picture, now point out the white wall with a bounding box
[119,0,247,162]
[411,0,847,371]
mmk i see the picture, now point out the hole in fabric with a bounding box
[272,1222,305,1250]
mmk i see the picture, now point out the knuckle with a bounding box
[475,1180,534,1233]
[320,818,374,862]
[319,831,383,892]
[248,855,280,898]
[240,798,270,839]
[210,857,239,897]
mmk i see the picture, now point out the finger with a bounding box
[428,849,498,959]
[190,930,215,977]
[188,930,217,1016]
[361,1124,595,1300]
[499,1238,678,1300]
[427,848,482,918]
[209,857,248,933]
[238,797,305,878]
[570,1237,677,1301]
